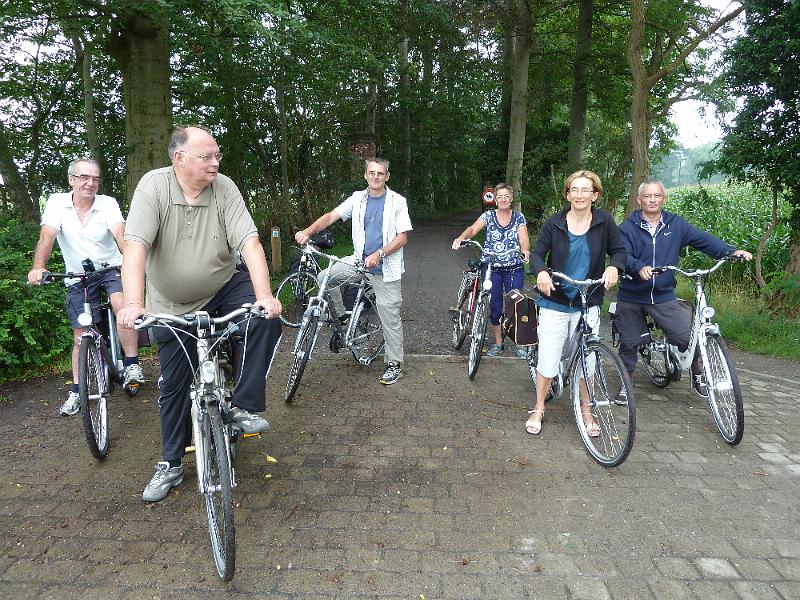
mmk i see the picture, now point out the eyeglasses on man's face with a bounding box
[640,193,664,200]
[569,187,595,195]
[71,174,101,183]
[179,149,223,163]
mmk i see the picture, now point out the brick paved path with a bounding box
[1,217,798,599]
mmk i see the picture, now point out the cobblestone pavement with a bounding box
[1,216,798,599]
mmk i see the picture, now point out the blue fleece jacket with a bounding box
[617,210,734,304]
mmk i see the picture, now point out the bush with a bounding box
[0,219,72,379]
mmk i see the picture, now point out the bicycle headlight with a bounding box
[701,306,715,319]
[482,279,493,291]
[77,312,93,327]
[200,360,216,384]
[300,254,310,267]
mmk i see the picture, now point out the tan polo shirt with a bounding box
[124,166,258,314]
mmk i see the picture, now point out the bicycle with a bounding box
[531,271,636,467]
[284,244,385,402]
[449,254,482,350]
[136,303,266,582]
[455,239,520,380]
[609,255,745,445]
[275,248,321,328]
[41,263,138,460]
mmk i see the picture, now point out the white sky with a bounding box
[671,100,723,148]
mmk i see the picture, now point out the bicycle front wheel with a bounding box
[203,404,235,581]
[703,333,744,445]
[467,297,488,380]
[452,273,475,349]
[285,315,319,402]
[571,341,636,467]
[276,271,318,328]
[349,293,385,365]
[640,341,672,388]
[79,336,110,460]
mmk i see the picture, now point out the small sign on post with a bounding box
[270,227,282,273]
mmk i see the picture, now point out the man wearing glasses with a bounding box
[294,158,413,385]
[118,125,282,502]
[27,158,145,416]
[615,180,751,397]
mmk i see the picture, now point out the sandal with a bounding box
[582,410,600,438]
[525,409,544,435]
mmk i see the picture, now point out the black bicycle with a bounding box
[41,263,138,460]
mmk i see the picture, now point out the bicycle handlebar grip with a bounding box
[40,271,52,284]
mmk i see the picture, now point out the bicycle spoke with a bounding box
[79,336,109,460]
[703,333,744,445]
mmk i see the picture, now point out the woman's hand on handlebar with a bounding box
[451,237,465,250]
[602,265,619,290]
[536,270,554,296]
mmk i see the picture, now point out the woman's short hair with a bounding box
[494,182,513,196]
[563,170,603,198]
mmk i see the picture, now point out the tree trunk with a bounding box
[505,0,532,212]
[566,0,594,173]
[106,9,172,202]
[0,123,35,221]
[754,187,779,288]
[277,79,291,224]
[73,35,108,193]
[499,0,515,151]
[397,0,411,196]
[626,0,649,214]
[787,193,800,277]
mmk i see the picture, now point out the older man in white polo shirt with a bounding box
[27,158,144,416]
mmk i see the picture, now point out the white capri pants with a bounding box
[536,305,601,378]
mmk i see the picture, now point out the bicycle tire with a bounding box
[349,293,385,365]
[703,333,744,445]
[276,271,318,328]
[467,297,488,380]
[526,345,538,387]
[571,341,636,467]
[640,341,671,388]
[284,315,319,403]
[203,403,236,581]
[78,336,110,460]
[452,273,476,349]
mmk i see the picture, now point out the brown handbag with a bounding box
[500,289,538,346]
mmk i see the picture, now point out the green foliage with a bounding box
[0,219,72,378]
[666,183,791,287]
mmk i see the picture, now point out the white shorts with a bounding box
[536,305,601,378]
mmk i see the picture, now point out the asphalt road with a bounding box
[1,212,798,599]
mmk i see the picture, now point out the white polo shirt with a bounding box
[41,192,124,284]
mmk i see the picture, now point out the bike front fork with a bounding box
[190,395,237,494]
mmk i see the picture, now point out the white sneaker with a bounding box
[123,363,145,391]
[60,391,80,416]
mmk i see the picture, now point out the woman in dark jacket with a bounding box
[525,170,626,436]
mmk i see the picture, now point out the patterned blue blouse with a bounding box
[479,209,527,267]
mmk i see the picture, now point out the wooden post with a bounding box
[270,226,282,273]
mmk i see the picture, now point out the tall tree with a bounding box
[505,0,533,210]
[566,0,593,172]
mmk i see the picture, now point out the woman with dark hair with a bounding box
[526,170,626,435]
[452,183,530,358]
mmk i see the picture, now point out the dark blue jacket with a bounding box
[531,207,627,308]
[617,210,734,304]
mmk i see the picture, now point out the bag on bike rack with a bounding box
[500,289,538,346]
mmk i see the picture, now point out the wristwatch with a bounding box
[378,249,385,261]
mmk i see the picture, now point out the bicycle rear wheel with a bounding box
[571,341,636,467]
[703,333,744,445]
[639,340,672,388]
[349,292,385,365]
[276,271,318,328]
[203,404,235,581]
[78,336,110,460]
[452,273,476,349]
[467,297,488,380]
[285,315,319,402]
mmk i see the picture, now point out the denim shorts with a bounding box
[64,269,122,328]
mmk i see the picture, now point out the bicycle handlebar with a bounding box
[299,243,368,273]
[135,303,266,330]
[652,254,745,278]
[40,264,121,285]
[458,239,523,260]
[550,271,605,288]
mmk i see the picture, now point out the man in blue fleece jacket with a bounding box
[616,180,751,396]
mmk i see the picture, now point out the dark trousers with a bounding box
[616,299,691,374]
[152,271,282,463]
[484,266,525,326]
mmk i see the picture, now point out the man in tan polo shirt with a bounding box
[118,125,282,502]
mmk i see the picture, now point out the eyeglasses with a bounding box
[640,193,664,200]
[366,170,387,178]
[496,194,512,199]
[569,187,595,195]
[179,149,223,163]
[71,174,101,183]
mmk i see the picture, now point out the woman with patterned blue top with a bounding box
[452,183,530,358]
[526,170,626,436]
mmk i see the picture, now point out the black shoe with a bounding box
[329,330,342,353]
[692,374,709,397]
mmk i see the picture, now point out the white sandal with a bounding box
[525,409,544,435]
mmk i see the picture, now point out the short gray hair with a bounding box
[168,124,214,161]
[67,157,100,177]
[637,179,666,197]
[364,157,390,172]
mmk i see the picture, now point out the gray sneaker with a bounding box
[379,361,402,385]
[60,391,80,416]
[142,461,184,502]
[123,363,145,392]
[486,343,504,357]
[228,407,270,434]
[515,346,528,359]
